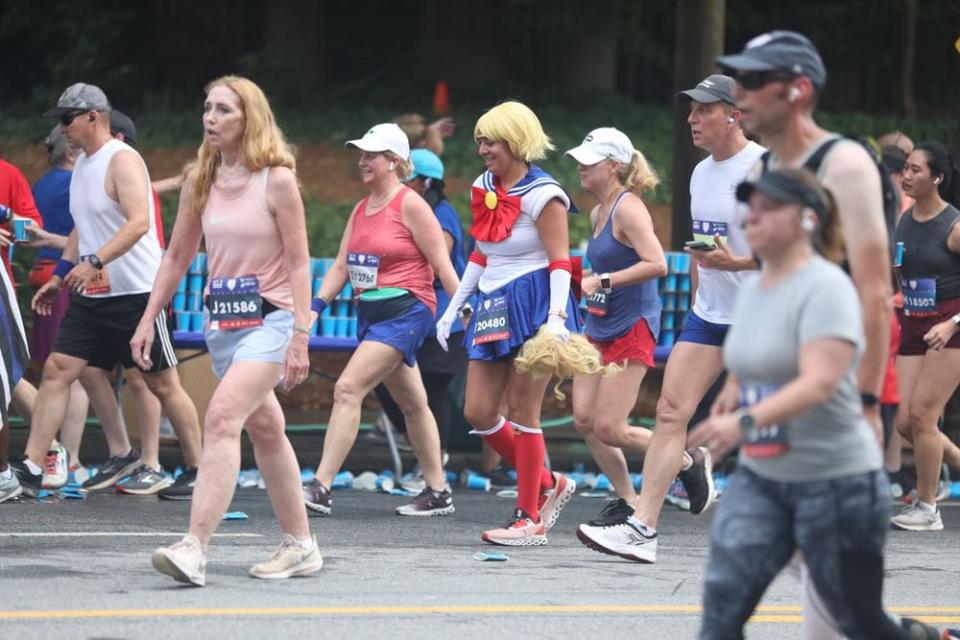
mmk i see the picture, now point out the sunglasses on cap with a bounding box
[734,70,798,90]
[59,110,91,126]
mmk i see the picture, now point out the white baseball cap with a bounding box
[565,127,635,165]
[346,123,410,160]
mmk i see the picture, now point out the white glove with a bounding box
[436,258,484,352]
[546,313,570,342]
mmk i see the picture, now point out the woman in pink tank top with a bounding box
[302,122,461,517]
[132,76,322,586]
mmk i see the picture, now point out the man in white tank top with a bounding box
[9,84,202,498]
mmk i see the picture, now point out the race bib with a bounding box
[901,278,938,317]
[80,255,111,294]
[473,297,510,345]
[692,219,729,246]
[347,253,380,290]
[208,275,263,330]
[739,384,790,458]
[586,290,609,317]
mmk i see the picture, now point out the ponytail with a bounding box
[813,187,845,265]
[617,149,659,196]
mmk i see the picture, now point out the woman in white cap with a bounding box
[563,128,668,529]
[303,123,460,516]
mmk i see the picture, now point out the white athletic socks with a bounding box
[627,516,655,537]
[23,458,42,475]
[916,501,937,514]
[681,452,693,471]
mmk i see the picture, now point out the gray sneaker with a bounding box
[82,448,141,491]
[891,503,944,531]
[152,535,206,586]
[117,466,174,496]
[0,471,23,504]
[395,487,454,516]
[249,534,323,580]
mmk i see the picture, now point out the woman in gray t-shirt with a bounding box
[689,168,944,640]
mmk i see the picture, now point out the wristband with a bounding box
[860,392,879,408]
[53,258,75,280]
[548,259,572,273]
[310,297,327,315]
[600,272,613,293]
[294,325,312,335]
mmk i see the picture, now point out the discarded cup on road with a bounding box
[474,552,509,562]
[331,470,354,490]
[354,471,378,491]
[375,473,395,493]
[465,472,491,492]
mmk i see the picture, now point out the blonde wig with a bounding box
[185,75,296,218]
[474,101,554,162]
[514,327,622,400]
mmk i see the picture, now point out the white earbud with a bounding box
[727,116,736,124]
[801,212,817,232]
[934,177,942,184]
[788,87,801,103]
[388,162,395,171]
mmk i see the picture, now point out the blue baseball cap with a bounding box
[408,148,444,181]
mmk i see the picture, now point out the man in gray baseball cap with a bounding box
[716,30,827,90]
[676,73,736,106]
[43,82,112,119]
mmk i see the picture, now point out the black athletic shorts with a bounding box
[52,292,178,373]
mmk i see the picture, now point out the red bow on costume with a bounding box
[470,185,522,243]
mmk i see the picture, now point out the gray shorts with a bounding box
[204,308,293,379]
[700,466,896,640]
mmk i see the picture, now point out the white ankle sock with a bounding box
[627,516,655,536]
[681,452,693,471]
[24,459,42,475]
[916,501,937,514]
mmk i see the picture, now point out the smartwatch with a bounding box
[860,392,879,408]
[735,409,756,432]
[458,303,473,320]
[600,272,613,293]
[87,254,105,270]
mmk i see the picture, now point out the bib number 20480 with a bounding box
[473,297,511,345]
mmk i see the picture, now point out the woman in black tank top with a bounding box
[890,141,960,532]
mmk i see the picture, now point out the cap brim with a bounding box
[43,106,70,118]
[715,52,778,72]
[676,88,727,104]
[345,139,389,153]
[736,179,802,207]
[565,146,606,166]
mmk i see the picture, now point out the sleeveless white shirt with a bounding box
[70,139,161,297]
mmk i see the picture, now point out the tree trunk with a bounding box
[670,0,725,249]
[420,0,509,91]
[900,0,918,118]
[263,0,326,98]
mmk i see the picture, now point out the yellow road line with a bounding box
[0,604,958,622]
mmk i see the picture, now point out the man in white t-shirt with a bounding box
[577,74,764,563]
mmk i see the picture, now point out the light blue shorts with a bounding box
[203,308,293,379]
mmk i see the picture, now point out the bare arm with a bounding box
[403,190,460,298]
[99,150,152,264]
[821,142,892,396]
[610,194,668,286]
[536,199,571,264]
[268,167,311,330]
[153,174,185,195]
[61,228,80,264]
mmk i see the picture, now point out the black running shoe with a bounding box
[900,617,942,639]
[587,498,635,526]
[81,448,141,492]
[10,458,42,499]
[158,467,198,501]
[678,446,716,515]
[303,478,331,515]
[487,464,517,489]
[395,487,455,516]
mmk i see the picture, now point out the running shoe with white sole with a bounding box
[0,471,23,503]
[576,517,658,563]
[678,446,716,514]
[81,448,141,491]
[891,503,943,531]
[249,534,324,580]
[158,467,198,501]
[587,498,635,527]
[481,509,547,546]
[151,535,206,586]
[303,478,332,515]
[42,443,68,489]
[395,487,454,516]
[116,465,174,496]
[9,458,42,499]
[539,472,576,531]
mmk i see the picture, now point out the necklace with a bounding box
[214,164,253,192]
[367,183,402,210]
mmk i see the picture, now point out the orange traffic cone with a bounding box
[433,80,450,115]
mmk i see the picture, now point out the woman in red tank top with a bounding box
[303,123,461,517]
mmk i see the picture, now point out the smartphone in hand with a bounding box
[684,240,716,251]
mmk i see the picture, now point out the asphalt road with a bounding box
[1,487,958,639]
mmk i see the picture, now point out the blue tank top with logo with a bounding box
[584,192,661,341]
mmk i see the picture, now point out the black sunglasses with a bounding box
[735,70,798,91]
[59,110,90,126]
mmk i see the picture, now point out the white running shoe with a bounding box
[577,517,658,563]
[0,471,23,504]
[539,472,576,531]
[249,534,324,580]
[890,503,944,532]
[152,535,207,586]
[42,444,68,489]
[481,510,547,546]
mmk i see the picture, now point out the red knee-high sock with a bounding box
[481,422,554,492]
[514,429,546,520]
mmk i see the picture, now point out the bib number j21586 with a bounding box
[209,275,263,330]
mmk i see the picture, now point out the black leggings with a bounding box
[374,372,455,451]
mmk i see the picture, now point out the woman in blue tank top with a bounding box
[565,128,667,526]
